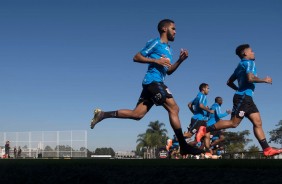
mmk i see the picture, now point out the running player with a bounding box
[207,97,231,127]
[90,19,203,155]
[184,83,214,142]
[196,44,282,157]
[202,97,231,151]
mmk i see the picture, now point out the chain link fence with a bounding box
[0,130,87,158]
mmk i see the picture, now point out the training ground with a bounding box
[0,159,281,183]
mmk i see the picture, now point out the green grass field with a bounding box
[1,158,281,183]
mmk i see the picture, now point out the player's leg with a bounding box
[162,97,180,130]
[197,115,242,142]
[203,132,213,158]
[196,94,245,141]
[211,133,225,148]
[248,112,265,141]
[214,116,242,129]
[184,118,199,141]
[247,112,282,156]
[146,82,203,155]
[163,97,204,155]
[90,87,154,129]
[91,101,152,129]
[246,95,282,156]
[203,132,211,150]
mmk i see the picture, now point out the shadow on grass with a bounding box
[0,159,281,183]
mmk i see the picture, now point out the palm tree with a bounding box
[146,121,168,135]
[136,121,168,158]
[136,133,150,158]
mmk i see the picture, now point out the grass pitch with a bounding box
[0,158,281,183]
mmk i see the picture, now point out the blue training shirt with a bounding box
[139,38,173,85]
[191,92,208,121]
[231,59,257,97]
[207,103,229,127]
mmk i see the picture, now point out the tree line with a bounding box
[134,120,282,158]
[90,120,282,158]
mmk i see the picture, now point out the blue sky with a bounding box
[1,0,282,151]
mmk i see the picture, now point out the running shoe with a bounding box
[263,147,282,157]
[90,109,103,129]
[196,126,206,142]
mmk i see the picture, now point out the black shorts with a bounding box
[210,130,222,138]
[188,118,207,134]
[137,82,173,106]
[232,94,259,119]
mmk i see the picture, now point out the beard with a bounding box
[167,31,174,41]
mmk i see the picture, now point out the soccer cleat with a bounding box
[180,143,205,156]
[196,126,206,142]
[263,147,282,157]
[90,109,103,129]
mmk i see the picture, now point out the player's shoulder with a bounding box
[146,38,160,45]
[241,59,254,65]
[196,92,202,99]
[212,103,219,108]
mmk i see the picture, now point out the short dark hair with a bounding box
[157,19,174,34]
[199,83,208,91]
[235,44,250,59]
[215,96,222,103]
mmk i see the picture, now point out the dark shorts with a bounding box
[210,130,222,139]
[211,130,224,150]
[188,118,207,134]
[137,82,173,106]
[232,94,259,119]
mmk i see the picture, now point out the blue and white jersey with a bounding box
[207,103,229,127]
[139,38,173,85]
[231,59,257,97]
[191,92,208,120]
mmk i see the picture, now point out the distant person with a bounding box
[14,146,17,159]
[90,19,203,155]
[5,141,10,158]
[17,146,22,158]
[197,44,282,156]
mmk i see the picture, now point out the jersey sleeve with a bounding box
[140,39,158,57]
[215,105,229,119]
[245,60,255,74]
[199,93,206,105]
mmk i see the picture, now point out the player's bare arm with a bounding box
[247,73,272,84]
[199,103,214,114]
[167,49,188,75]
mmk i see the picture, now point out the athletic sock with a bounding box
[103,111,118,119]
[173,128,187,147]
[206,124,217,133]
[259,139,269,150]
